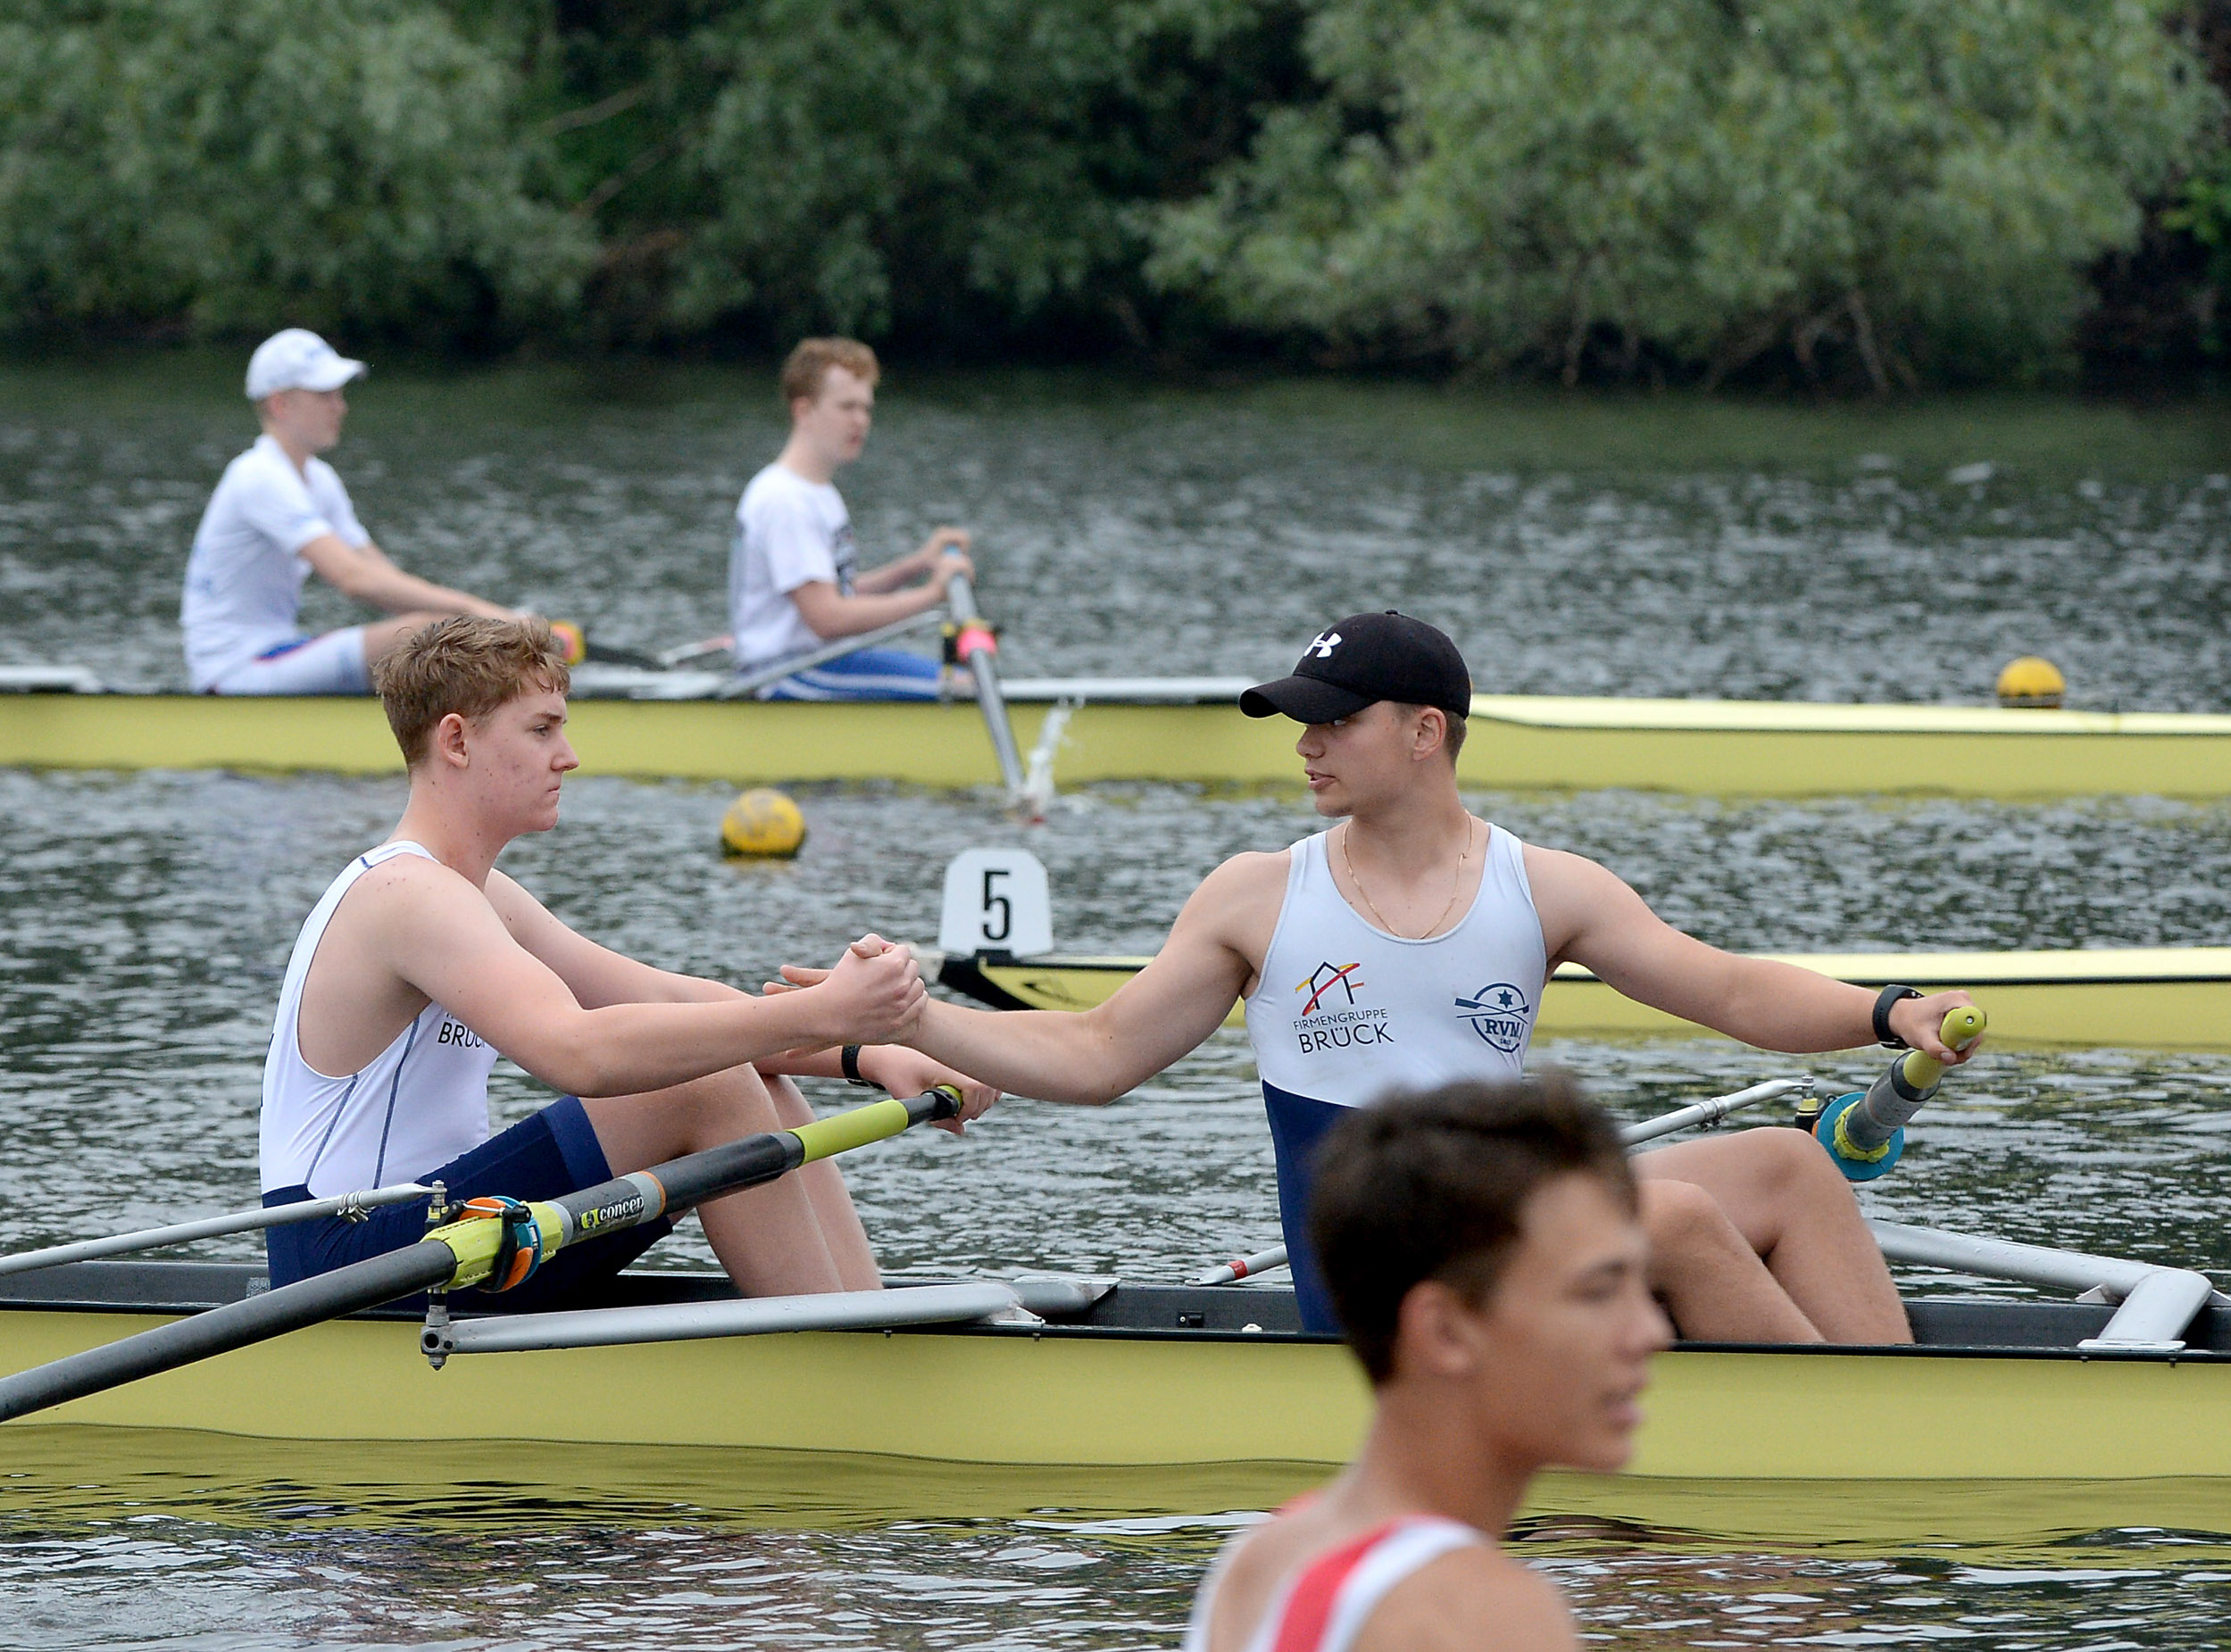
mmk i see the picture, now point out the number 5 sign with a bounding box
[938,848,1053,958]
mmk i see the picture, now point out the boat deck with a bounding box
[7,1257,2229,1357]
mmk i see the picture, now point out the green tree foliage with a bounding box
[542,0,1298,348]
[1149,0,2223,385]
[0,0,592,341]
[0,0,2222,384]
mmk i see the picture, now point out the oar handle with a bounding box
[1819,1005,1987,1181]
[1899,1003,1986,1091]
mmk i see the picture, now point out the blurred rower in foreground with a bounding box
[1185,1077,1668,1652]
[181,329,520,695]
[728,337,975,699]
[258,616,995,1307]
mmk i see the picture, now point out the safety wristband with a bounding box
[1873,984,1921,1049]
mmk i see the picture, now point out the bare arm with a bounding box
[790,565,957,640]
[371,859,923,1098]
[487,871,999,1125]
[298,532,515,620]
[853,528,972,594]
[1528,845,1976,1061]
[880,853,1279,1103]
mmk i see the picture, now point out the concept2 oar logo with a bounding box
[1456,983,1532,1053]
[1292,961,1391,1051]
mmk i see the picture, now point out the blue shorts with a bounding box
[1263,1082,1349,1335]
[262,1095,673,1312]
[758,646,941,701]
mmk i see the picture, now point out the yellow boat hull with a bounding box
[949,946,2231,1050]
[8,690,2231,796]
[7,1304,2229,1491]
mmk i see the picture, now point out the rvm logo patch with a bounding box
[1456,982,1533,1053]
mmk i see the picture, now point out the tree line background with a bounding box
[9,0,2231,391]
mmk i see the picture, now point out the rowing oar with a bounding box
[547,622,665,672]
[0,1182,433,1278]
[1812,1005,1987,1180]
[1194,1076,1815,1285]
[716,610,951,700]
[0,1087,960,1424]
[945,572,1030,808]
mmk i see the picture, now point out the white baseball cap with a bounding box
[245,328,367,401]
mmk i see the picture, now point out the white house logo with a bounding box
[1455,983,1532,1053]
[1293,959,1391,1052]
[1307,630,1342,659]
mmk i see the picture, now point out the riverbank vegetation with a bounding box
[5,0,2229,391]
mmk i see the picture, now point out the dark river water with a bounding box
[6,361,2231,1647]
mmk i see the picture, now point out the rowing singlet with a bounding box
[1183,1516,1488,1652]
[1243,826,1547,1109]
[259,842,500,1197]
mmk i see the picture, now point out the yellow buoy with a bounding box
[721,788,807,858]
[1995,655,2065,710]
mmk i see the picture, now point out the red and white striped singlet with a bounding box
[1184,1515,1487,1652]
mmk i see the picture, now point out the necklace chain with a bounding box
[1339,817,1478,940]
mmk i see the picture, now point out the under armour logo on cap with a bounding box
[1240,610,1473,725]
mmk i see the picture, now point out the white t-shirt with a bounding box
[728,461,858,668]
[180,434,370,689]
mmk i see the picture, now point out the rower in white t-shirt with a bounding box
[180,329,519,694]
[727,337,975,700]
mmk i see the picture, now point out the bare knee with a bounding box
[1751,1125,1862,1202]
[1639,1178,1737,1255]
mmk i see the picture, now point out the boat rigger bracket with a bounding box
[426,1275,1116,1360]
[1870,1220,2230,1352]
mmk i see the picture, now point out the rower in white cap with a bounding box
[179,328,521,694]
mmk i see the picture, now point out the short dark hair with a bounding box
[1310,1075,1635,1383]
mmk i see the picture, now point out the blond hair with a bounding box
[781,336,878,409]
[373,617,570,767]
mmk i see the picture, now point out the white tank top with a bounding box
[1244,826,1546,1108]
[1183,1515,1487,1652]
[259,842,500,1196]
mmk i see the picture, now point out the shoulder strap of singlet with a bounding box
[1248,1517,1485,1652]
[274,841,440,1047]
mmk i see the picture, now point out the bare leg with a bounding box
[761,1073,881,1291]
[1636,1127,1911,1344]
[579,1067,849,1297]
[1637,1179,1822,1343]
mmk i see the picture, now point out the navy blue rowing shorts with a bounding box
[1262,1081,1349,1335]
[262,1095,674,1311]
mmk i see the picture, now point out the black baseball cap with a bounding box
[1240,611,1473,724]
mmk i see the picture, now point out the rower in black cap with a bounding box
[798,612,1981,1343]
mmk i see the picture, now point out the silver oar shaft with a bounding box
[719,610,950,699]
[1618,1078,1811,1148]
[0,1183,433,1278]
[946,573,1028,797]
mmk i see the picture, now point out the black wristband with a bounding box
[840,1044,877,1087]
[1873,984,1921,1049]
